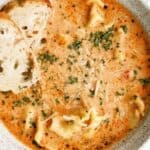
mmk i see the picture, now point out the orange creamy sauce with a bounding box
[0,0,150,150]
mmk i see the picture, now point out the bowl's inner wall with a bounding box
[113,0,150,149]
[0,0,150,150]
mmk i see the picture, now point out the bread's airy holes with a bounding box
[32,31,39,34]
[0,60,3,73]
[22,26,28,30]
[41,38,47,44]
[14,61,19,69]
[0,30,4,34]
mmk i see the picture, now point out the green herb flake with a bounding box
[103,118,109,124]
[85,61,91,68]
[66,58,73,65]
[102,40,112,50]
[13,100,23,107]
[14,61,19,69]
[100,59,105,64]
[120,25,128,34]
[115,91,124,96]
[55,98,60,104]
[1,100,5,105]
[139,78,150,86]
[99,97,103,105]
[42,110,47,118]
[22,96,31,103]
[68,40,82,50]
[132,95,138,100]
[66,55,77,65]
[115,107,120,113]
[38,52,58,64]
[13,96,31,107]
[68,76,78,84]
[90,31,103,47]
[29,120,36,128]
[89,89,95,97]
[64,94,70,100]
[75,97,81,101]
[133,70,138,76]
[90,26,114,50]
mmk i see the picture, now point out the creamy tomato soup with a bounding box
[0,0,149,150]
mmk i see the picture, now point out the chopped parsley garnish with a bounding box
[120,25,128,33]
[133,70,138,79]
[102,40,112,50]
[139,78,150,86]
[22,96,30,103]
[66,55,77,65]
[14,61,19,69]
[66,58,73,65]
[64,94,70,100]
[68,39,82,50]
[115,91,124,96]
[85,61,91,68]
[115,107,120,113]
[1,100,5,105]
[100,59,105,64]
[22,58,34,81]
[103,118,109,124]
[13,100,22,107]
[13,96,31,107]
[68,76,78,84]
[90,26,114,50]
[75,97,81,101]
[42,110,47,118]
[38,52,58,64]
[99,97,103,105]
[132,95,138,100]
[89,89,95,97]
[32,98,42,106]
[90,31,103,47]
[29,120,36,128]
[133,70,138,75]
[55,98,60,104]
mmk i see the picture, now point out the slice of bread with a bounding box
[0,13,39,93]
[8,0,51,51]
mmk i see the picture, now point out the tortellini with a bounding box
[82,108,108,138]
[128,95,145,129]
[114,28,126,62]
[87,0,105,27]
[50,115,81,139]
[87,0,104,7]
[133,96,145,117]
[34,116,46,146]
[88,4,104,27]
[50,108,108,139]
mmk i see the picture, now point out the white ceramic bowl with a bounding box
[0,0,150,150]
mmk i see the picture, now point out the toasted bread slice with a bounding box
[0,13,39,93]
[8,0,51,51]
